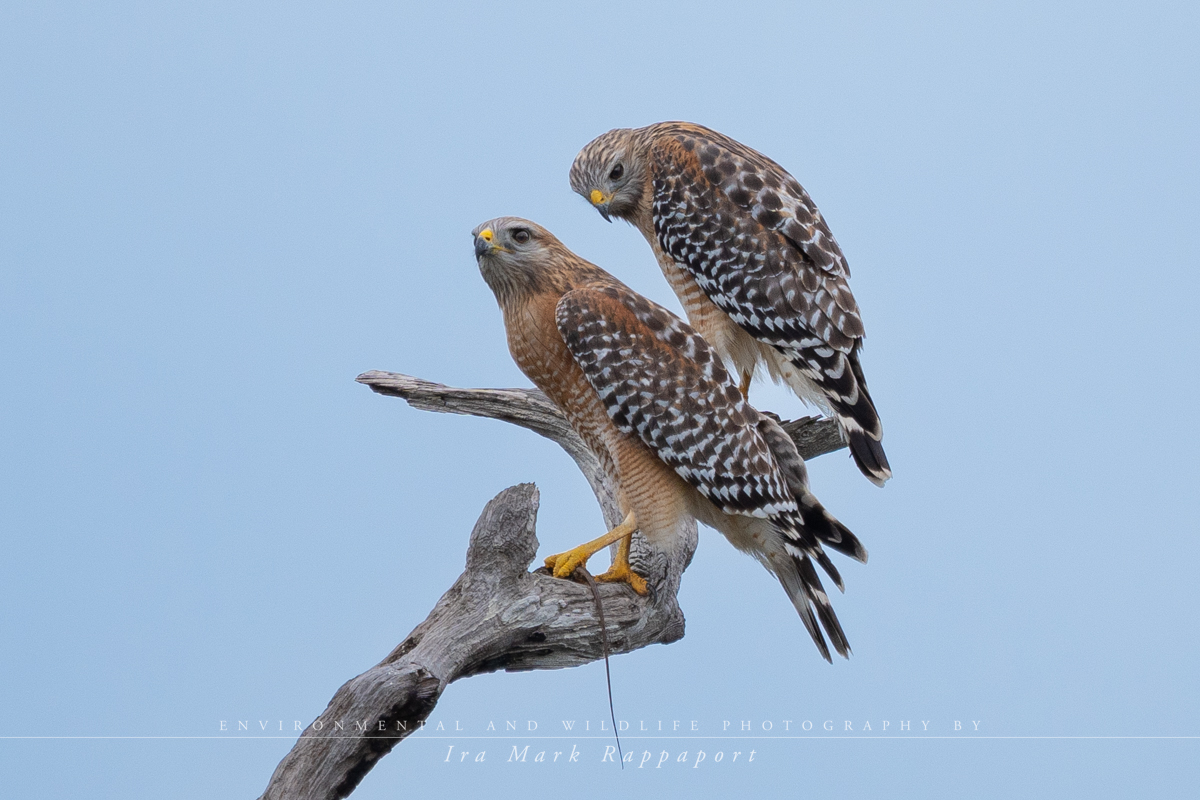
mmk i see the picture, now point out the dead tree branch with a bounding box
[257,371,846,799]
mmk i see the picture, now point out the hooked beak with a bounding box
[588,189,614,223]
[474,228,504,258]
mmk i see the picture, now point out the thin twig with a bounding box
[572,566,622,768]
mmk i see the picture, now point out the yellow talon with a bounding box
[595,562,649,595]
[595,524,649,594]
[544,547,594,579]
[542,512,647,592]
[738,369,752,400]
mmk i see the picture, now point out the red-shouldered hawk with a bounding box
[473,216,867,661]
[569,122,891,486]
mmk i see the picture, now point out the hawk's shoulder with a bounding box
[555,282,798,518]
[644,123,864,352]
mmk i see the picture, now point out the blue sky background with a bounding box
[2,1,1198,797]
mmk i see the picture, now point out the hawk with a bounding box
[473,216,867,661]
[569,122,891,486]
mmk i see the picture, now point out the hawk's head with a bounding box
[569,128,647,224]
[473,217,568,305]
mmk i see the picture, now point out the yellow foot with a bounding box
[544,546,597,580]
[543,513,638,581]
[595,562,649,595]
[738,369,752,400]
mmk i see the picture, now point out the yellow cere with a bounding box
[480,229,493,242]
[589,189,604,205]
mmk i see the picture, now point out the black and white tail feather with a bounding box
[836,350,890,487]
[755,411,867,660]
[774,498,866,662]
[780,344,891,487]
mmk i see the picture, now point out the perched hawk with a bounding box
[473,216,867,661]
[569,122,891,486]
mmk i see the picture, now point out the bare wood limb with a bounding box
[258,371,847,799]
[354,371,619,527]
[354,370,848,494]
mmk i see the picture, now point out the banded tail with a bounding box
[775,493,868,662]
[782,345,891,486]
[839,353,890,485]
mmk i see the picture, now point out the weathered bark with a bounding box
[257,371,846,799]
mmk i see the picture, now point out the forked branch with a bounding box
[257,371,846,800]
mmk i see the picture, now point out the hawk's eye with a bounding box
[609,164,624,181]
[512,229,531,244]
